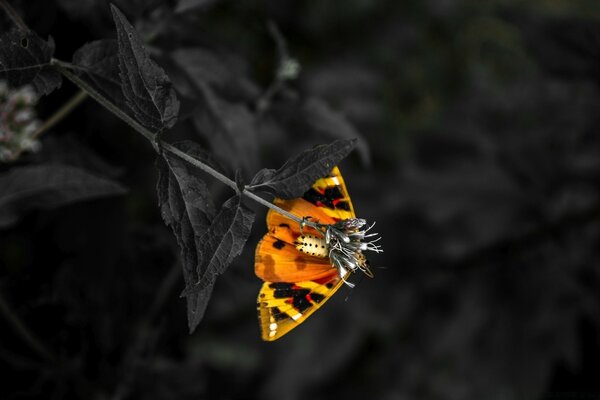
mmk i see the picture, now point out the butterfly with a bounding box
[254,166,373,341]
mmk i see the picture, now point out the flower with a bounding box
[303,217,383,287]
[0,81,42,162]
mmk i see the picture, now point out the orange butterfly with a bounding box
[254,167,381,341]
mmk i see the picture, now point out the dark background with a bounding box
[2,0,600,399]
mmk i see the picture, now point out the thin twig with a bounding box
[256,21,299,113]
[0,0,30,32]
[0,289,54,362]
[53,58,305,225]
[8,90,88,162]
[111,261,181,400]
[33,91,88,140]
[51,59,154,142]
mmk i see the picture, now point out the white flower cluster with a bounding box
[0,81,42,162]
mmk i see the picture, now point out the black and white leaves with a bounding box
[156,137,357,332]
[157,142,255,332]
[110,4,180,133]
[249,138,357,199]
[0,29,61,95]
[0,164,126,229]
[72,39,125,109]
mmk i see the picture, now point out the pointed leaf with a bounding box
[157,148,214,333]
[157,141,254,333]
[72,39,126,109]
[0,164,126,229]
[249,138,356,199]
[191,82,258,172]
[0,29,61,95]
[303,98,371,165]
[111,4,180,132]
[184,194,254,332]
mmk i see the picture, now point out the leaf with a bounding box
[157,141,254,333]
[157,147,214,333]
[171,47,259,101]
[190,81,259,173]
[110,4,180,132]
[520,17,600,81]
[184,194,254,332]
[158,141,217,235]
[0,164,126,229]
[72,39,126,109]
[303,98,371,165]
[249,138,357,199]
[0,29,61,95]
[175,0,217,14]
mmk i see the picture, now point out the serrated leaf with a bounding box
[72,39,126,109]
[111,4,180,132]
[157,141,254,333]
[184,194,254,332]
[0,164,126,229]
[249,138,357,199]
[171,47,259,101]
[191,82,258,173]
[157,147,214,333]
[303,99,371,165]
[0,29,61,95]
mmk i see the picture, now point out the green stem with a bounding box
[52,59,305,225]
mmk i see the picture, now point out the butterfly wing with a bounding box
[255,167,355,341]
[299,166,356,221]
[257,272,349,341]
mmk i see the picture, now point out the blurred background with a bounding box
[1,0,600,399]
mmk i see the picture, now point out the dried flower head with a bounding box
[302,217,383,287]
[0,81,42,162]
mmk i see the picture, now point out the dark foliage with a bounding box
[1,1,600,400]
[0,164,126,228]
[250,138,356,199]
[0,28,61,94]
[111,4,179,132]
[72,39,125,109]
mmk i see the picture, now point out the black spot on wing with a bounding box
[293,296,312,313]
[270,283,308,299]
[336,201,351,211]
[271,306,289,322]
[303,186,348,210]
[268,282,314,313]
[272,239,285,250]
[309,292,325,303]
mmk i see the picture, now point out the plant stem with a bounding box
[8,90,88,162]
[0,290,54,362]
[52,59,305,225]
[162,142,304,224]
[0,0,30,32]
[51,59,154,142]
[33,90,88,140]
